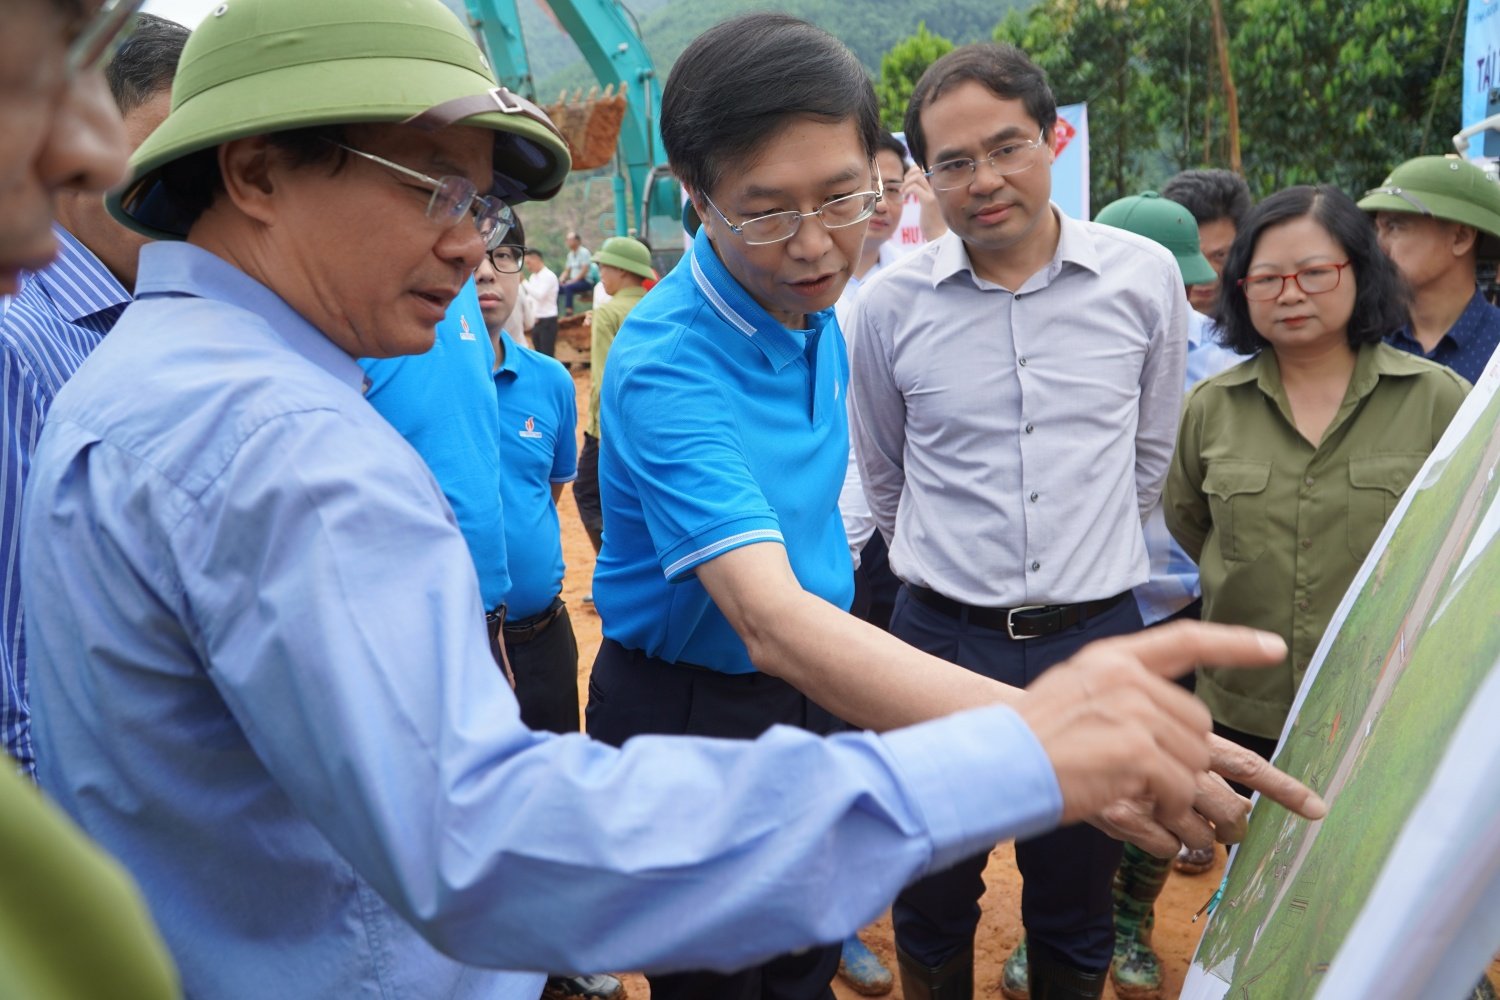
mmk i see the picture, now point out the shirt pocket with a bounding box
[1347,453,1424,559]
[1202,460,1272,564]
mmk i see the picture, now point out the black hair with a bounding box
[524,247,543,259]
[903,43,1056,170]
[106,13,189,114]
[875,130,908,168]
[661,13,879,198]
[155,125,349,233]
[1160,169,1253,229]
[1215,185,1410,355]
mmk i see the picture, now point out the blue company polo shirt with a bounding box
[361,278,510,607]
[595,225,854,673]
[1385,287,1500,385]
[493,328,578,619]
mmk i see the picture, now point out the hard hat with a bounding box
[593,237,654,280]
[1095,191,1217,285]
[1359,156,1500,250]
[109,0,572,239]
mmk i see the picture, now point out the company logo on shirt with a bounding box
[459,315,476,341]
[519,416,543,439]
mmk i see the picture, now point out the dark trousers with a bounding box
[849,532,900,633]
[889,586,1144,973]
[560,278,594,313]
[586,639,840,1000]
[503,600,580,734]
[531,316,559,357]
[575,432,603,554]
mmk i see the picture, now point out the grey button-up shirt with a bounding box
[847,209,1188,607]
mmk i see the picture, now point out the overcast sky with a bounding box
[142,0,219,29]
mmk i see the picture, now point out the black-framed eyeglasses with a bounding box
[485,244,529,273]
[925,131,1048,192]
[66,0,147,78]
[703,178,883,246]
[1239,260,1351,301]
[331,142,513,250]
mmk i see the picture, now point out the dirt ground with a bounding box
[552,365,1499,999]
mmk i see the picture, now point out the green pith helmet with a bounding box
[1359,156,1500,253]
[593,237,654,280]
[108,0,572,240]
[1094,191,1217,286]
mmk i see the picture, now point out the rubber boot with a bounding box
[895,942,973,1000]
[1027,939,1107,1000]
[1110,843,1170,999]
[1000,938,1029,1000]
[837,934,894,996]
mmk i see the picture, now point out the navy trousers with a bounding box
[503,601,580,735]
[586,639,841,1000]
[888,585,1144,973]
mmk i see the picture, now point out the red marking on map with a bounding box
[1329,711,1341,743]
[1052,116,1076,156]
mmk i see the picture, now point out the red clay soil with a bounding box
[553,368,1499,999]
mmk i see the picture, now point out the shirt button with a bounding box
[1018,356,1029,367]
[1025,422,1035,434]
[1030,560,1041,571]
[1300,538,1312,549]
[1304,476,1315,487]
[1030,491,1040,502]
[1297,599,1310,612]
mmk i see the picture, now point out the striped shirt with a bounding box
[1,227,128,779]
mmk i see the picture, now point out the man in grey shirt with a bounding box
[846,44,1187,1000]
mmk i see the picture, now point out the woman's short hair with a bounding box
[1215,184,1410,355]
[661,13,880,199]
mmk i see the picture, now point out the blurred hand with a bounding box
[901,165,947,242]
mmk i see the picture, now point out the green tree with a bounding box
[875,22,955,131]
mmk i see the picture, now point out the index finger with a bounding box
[1098,621,1288,682]
[1208,733,1329,821]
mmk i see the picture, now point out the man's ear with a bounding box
[217,136,280,227]
[1452,222,1480,260]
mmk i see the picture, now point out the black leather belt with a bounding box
[502,597,565,645]
[906,584,1130,640]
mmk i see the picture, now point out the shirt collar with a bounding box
[688,224,826,372]
[494,327,521,378]
[29,224,132,322]
[1447,288,1494,347]
[133,242,368,393]
[929,205,1100,289]
[609,285,646,305]
[1222,341,1420,401]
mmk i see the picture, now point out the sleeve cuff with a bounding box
[660,513,783,582]
[880,704,1063,873]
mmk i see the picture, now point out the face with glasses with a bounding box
[0,0,132,294]
[919,82,1055,259]
[1240,214,1357,354]
[215,121,495,358]
[692,117,876,327]
[864,148,907,248]
[475,244,527,333]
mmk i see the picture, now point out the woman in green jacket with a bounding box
[1166,185,1468,773]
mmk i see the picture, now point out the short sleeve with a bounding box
[609,359,782,580]
[549,363,578,484]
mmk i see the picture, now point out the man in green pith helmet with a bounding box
[1360,155,1500,384]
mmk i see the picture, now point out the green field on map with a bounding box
[1192,386,1500,997]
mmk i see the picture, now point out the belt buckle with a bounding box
[1005,604,1048,641]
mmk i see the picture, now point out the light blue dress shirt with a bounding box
[493,327,577,619]
[595,225,854,672]
[25,241,1063,999]
[1134,311,1244,623]
[1,226,128,779]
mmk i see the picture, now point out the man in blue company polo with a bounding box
[23,3,1321,999]
[0,14,186,779]
[1360,155,1500,384]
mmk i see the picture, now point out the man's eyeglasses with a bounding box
[67,0,147,78]
[925,131,1048,192]
[485,244,529,273]
[1239,260,1350,301]
[332,142,513,250]
[703,180,883,246]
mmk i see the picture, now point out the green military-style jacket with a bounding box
[1166,342,1469,738]
[587,284,647,439]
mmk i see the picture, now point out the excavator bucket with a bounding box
[544,84,627,172]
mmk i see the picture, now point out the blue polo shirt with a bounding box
[360,278,510,607]
[1385,287,1499,384]
[595,225,854,673]
[493,328,577,619]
